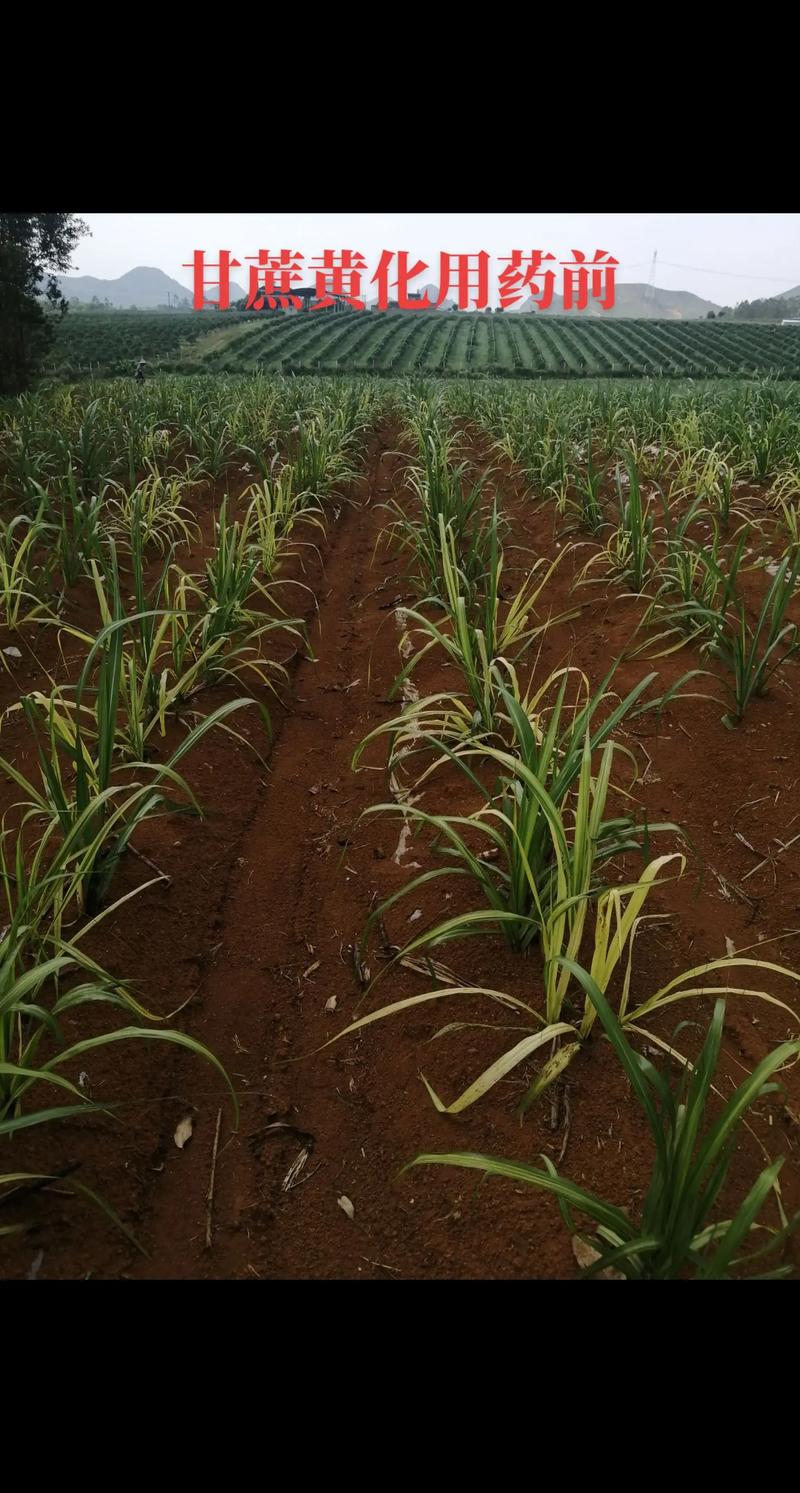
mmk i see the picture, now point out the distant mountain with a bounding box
[53,265,732,319]
[363,279,718,318]
[55,265,247,309]
[510,282,720,319]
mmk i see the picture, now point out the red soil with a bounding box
[1,420,799,1279]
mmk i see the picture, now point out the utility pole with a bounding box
[647,250,658,303]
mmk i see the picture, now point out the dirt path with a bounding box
[127,422,445,1278]
[125,423,588,1280]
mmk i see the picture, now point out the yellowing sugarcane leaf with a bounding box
[520,1042,582,1111]
[420,1023,574,1115]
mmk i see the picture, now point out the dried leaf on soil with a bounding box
[27,1250,44,1280]
[282,1147,310,1192]
[174,1115,194,1150]
[572,1236,625,1279]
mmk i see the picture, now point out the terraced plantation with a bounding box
[45,310,800,380]
[2,373,800,1281]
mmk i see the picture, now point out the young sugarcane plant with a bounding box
[767,467,800,511]
[404,990,800,1279]
[170,499,308,699]
[0,424,54,508]
[165,569,298,702]
[713,456,738,527]
[655,540,800,724]
[746,409,794,481]
[80,538,175,762]
[106,469,199,554]
[316,857,800,1131]
[639,529,744,658]
[0,508,52,629]
[58,397,111,494]
[381,472,498,609]
[356,652,691,833]
[0,899,238,1145]
[571,428,608,532]
[52,462,106,588]
[243,471,326,579]
[184,420,236,480]
[774,498,799,558]
[692,445,748,528]
[357,736,639,967]
[390,513,576,733]
[542,439,573,518]
[81,536,271,762]
[1,603,260,915]
[579,453,659,595]
[614,454,659,593]
[0,848,238,1243]
[292,414,358,498]
[711,547,800,725]
[655,496,718,609]
[355,670,675,968]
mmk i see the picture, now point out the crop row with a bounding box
[191,313,800,380]
[43,311,260,378]
[0,374,382,1243]
[34,313,800,384]
[321,384,800,1277]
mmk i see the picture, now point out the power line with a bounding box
[609,259,795,284]
[655,260,796,283]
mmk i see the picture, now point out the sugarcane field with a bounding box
[2,212,800,1281]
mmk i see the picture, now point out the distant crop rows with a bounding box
[194,313,800,379]
[44,310,800,381]
[45,311,257,376]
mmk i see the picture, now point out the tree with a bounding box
[729,294,798,322]
[0,213,89,394]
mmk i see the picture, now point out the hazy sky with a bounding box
[73,213,800,307]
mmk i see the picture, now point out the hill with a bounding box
[513,282,720,319]
[55,265,247,309]
[54,266,723,319]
